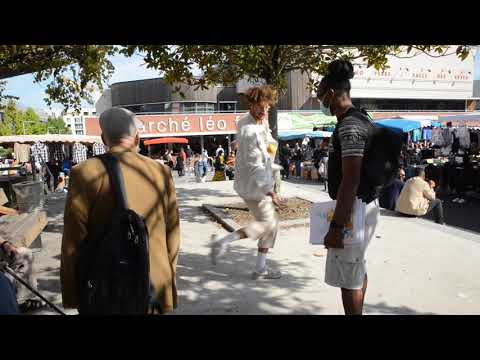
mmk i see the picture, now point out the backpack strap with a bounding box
[98,154,128,210]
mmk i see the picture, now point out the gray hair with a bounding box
[99,107,141,142]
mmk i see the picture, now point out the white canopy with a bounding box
[0,134,102,144]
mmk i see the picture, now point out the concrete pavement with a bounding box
[174,175,480,315]
[29,172,480,315]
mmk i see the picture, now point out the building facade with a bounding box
[87,48,478,154]
[62,108,97,135]
[96,49,477,117]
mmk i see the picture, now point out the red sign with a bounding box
[85,113,247,137]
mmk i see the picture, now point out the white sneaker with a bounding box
[251,267,282,280]
[452,198,459,203]
[210,235,227,265]
[458,198,466,204]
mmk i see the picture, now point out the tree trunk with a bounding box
[268,104,278,141]
[268,103,283,194]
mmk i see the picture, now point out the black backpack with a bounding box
[357,109,403,188]
[75,154,150,315]
[329,108,403,202]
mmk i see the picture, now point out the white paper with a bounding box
[309,198,366,247]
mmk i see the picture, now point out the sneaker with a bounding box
[251,267,282,280]
[452,198,459,203]
[210,235,227,265]
[458,198,466,204]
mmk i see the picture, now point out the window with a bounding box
[143,103,166,113]
[171,102,181,113]
[191,102,215,113]
[76,130,84,135]
[83,111,89,116]
[195,103,206,112]
[181,103,196,113]
[92,112,96,115]
[75,124,83,130]
[75,117,82,124]
[219,102,236,112]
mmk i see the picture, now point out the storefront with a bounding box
[85,113,243,156]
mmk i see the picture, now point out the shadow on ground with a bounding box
[364,302,437,315]
[176,245,323,315]
[176,185,240,225]
[427,194,480,234]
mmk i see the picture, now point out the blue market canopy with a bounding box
[278,130,332,141]
[374,119,422,133]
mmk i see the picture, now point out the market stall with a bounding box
[278,130,332,141]
[0,134,106,206]
[374,116,480,198]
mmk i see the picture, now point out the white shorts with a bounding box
[325,200,380,290]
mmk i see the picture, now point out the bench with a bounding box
[0,211,48,250]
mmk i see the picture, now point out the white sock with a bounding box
[256,252,267,273]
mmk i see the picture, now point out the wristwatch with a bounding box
[329,220,345,230]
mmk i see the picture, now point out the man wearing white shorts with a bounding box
[317,59,380,315]
[325,200,379,291]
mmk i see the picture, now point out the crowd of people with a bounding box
[378,124,480,224]
[0,60,392,316]
[152,144,236,184]
[3,58,478,316]
[279,140,329,183]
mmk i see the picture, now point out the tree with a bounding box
[122,45,472,140]
[0,100,23,135]
[0,45,116,112]
[0,100,46,135]
[23,108,44,134]
[0,45,473,137]
[46,116,70,134]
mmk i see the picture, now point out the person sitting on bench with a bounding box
[395,167,445,225]
[379,168,405,211]
[0,239,45,313]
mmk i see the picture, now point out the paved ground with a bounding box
[29,170,480,315]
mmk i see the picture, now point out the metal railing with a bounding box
[127,109,475,116]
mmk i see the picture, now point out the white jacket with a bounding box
[234,114,275,201]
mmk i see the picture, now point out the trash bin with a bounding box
[12,180,45,213]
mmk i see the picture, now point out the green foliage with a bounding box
[46,116,70,134]
[123,45,472,138]
[0,100,46,135]
[0,147,13,158]
[0,45,117,112]
[124,45,472,94]
[0,44,473,138]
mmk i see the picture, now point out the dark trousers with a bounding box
[281,161,290,179]
[427,199,444,224]
[0,272,19,315]
[295,161,302,177]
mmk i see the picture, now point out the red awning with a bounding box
[144,137,189,146]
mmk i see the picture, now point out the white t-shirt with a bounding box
[201,150,209,162]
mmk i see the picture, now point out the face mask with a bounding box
[319,94,333,116]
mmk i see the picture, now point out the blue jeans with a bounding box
[199,161,208,177]
[295,161,302,177]
[0,272,19,315]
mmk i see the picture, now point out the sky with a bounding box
[4,47,480,112]
[3,53,162,112]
